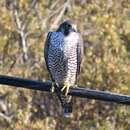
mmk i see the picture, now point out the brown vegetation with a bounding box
[0,0,130,129]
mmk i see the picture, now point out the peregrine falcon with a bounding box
[44,20,84,117]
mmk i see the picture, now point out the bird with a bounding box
[44,20,84,117]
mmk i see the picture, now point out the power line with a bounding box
[0,75,130,105]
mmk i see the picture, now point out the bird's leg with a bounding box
[61,83,71,96]
[67,95,72,102]
[51,82,55,93]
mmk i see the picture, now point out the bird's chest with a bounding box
[63,33,78,57]
[48,33,78,68]
[48,32,78,84]
[49,37,76,58]
[63,40,77,55]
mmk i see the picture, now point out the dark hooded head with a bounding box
[57,20,77,36]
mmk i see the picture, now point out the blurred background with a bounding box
[0,0,130,129]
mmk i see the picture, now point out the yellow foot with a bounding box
[51,82,55,93]
[61,83,71,96]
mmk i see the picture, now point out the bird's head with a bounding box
[57,20,77,36]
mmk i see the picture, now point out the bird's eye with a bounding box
[66,24,71,29]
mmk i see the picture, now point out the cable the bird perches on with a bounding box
[0,75,130,105]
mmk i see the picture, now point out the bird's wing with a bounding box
[44,32,54,80]
[76,33,84,82]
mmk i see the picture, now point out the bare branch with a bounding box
[34,2,62,31]
[20,31,28,61]
[12,6,23,31]
[25,0,38,16]
[50,0,71,30]
[0,100,8,113]
[22,0,38,29]
[11,1,28,61]
[0,112,13,123]
[50,0,60,10]
[82,28,97,36]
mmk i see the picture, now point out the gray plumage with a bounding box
[44,20,84,117]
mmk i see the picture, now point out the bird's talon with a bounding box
[61,84,70,96]
[61,85,67,91]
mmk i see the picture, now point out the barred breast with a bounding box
[63,32,79,85]
[48,31,79,87]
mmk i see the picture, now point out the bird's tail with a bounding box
[55,87,73,117]
[63,101,73,118]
